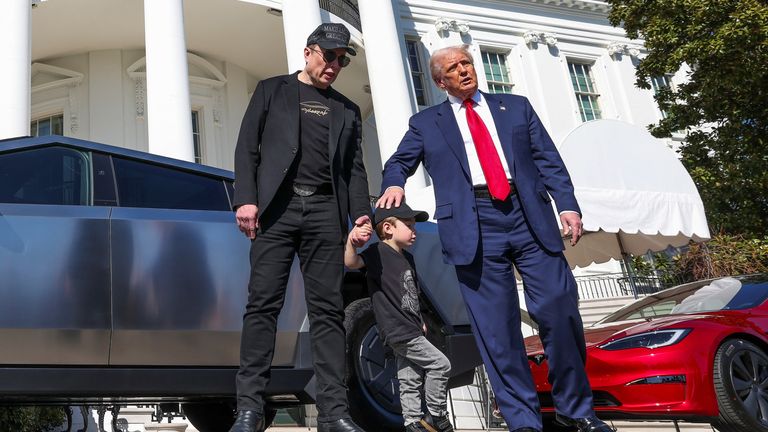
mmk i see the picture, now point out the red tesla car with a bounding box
[525,275,768,432]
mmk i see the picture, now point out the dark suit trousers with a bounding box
[236,192,348,422]
[454,195,594,430]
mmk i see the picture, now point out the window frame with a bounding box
[0,145,92,206]
[111,155,231,212]
[650,74,674,119]
[192,109,204,164]
[404,37,431,107]
[480,49,514,94]
[567,60,603,122]
[31,113,65,137]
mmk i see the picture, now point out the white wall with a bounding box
[31,49,256,170]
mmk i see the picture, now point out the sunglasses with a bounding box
[310,48,351,68]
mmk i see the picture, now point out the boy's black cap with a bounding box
[306,23,357,56]
[374,203,429,226]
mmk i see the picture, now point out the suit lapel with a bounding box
[436,100,471,179]
[283,73,301,149]
[484,92,516,179]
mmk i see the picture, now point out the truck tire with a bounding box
[344,298,404,431]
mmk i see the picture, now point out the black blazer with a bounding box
[233,72,371,234]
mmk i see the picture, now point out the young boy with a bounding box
[345,204,453,432]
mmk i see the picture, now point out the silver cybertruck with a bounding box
[0,135,480,431]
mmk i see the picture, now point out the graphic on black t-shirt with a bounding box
[300,100,330,117]
[296,81,332,185]
[360,243,424,346]
[401,270,420,315]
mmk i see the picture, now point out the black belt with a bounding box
[473,181,516,200]
[292,183,333,196]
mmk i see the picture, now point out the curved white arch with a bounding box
[126,52,227,88]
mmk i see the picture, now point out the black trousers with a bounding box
[235,192,348,422]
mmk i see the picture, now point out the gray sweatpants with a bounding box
[390,335,452,425]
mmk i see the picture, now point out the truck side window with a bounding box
[0,146,90,206]
[112,157,229,211]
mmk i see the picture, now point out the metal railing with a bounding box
[318,0,361,31]
[575,272,677,300]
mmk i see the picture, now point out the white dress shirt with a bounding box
[447,91,512,186]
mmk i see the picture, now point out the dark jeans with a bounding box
[235,192,348,422]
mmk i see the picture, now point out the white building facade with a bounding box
[0,0,694,430]
[2,0,678,186]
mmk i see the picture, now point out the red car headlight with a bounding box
[598,329,692,351]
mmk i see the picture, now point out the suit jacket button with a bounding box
[283,168,288,173]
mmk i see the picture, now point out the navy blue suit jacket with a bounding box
[381,93,580,265]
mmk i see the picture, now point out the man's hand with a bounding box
[350,215,372,247]
[560,212,583,246]
[375,186,405,209]
[236,204,259,240]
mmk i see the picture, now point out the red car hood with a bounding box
[524,314,716,354]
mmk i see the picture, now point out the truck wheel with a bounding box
[182,401,276,432]
[344,298,404,431]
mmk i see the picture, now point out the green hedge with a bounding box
[0,406,66,432]
[633,235,768,284]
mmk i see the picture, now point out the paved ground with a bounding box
[265,429,486,432]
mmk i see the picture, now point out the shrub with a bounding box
[675,235,768,281]
[633,235,768,284]
[0,406,66,432]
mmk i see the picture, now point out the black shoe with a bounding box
[228,410,264,432]
[555,414,614,432]
[422,412,454,432]
[317,418,366,432]
[405,421,433,432]
[511,428,541,432]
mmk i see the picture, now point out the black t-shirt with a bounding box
[295,81,332,186]
[360,242,424,346]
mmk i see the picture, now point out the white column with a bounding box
[359,0,427,189]
[0,0,31,139]
[143,0,194,161]
[281,0,322,73]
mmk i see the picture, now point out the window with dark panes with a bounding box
[568,61,602,122]
[192,110,204,164]
[650,75,673,119]
[31,114,64,137]
[405,39,428,106]
[0,146,90,205]
[224,180,235,209]
[481,50,514,94]
[112,157,229,211]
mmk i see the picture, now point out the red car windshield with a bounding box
[598,276,768,324]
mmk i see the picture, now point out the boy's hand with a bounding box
[350,215,372,247]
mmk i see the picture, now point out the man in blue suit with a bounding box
[377,46,612,432]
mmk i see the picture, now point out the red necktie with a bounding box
[463,99,510,200]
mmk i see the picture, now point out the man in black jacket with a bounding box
[230,23,371,432]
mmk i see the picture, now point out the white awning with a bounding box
[558,119,710,268]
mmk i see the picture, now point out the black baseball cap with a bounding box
[374,203,429,226]
[306,23,357,56]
